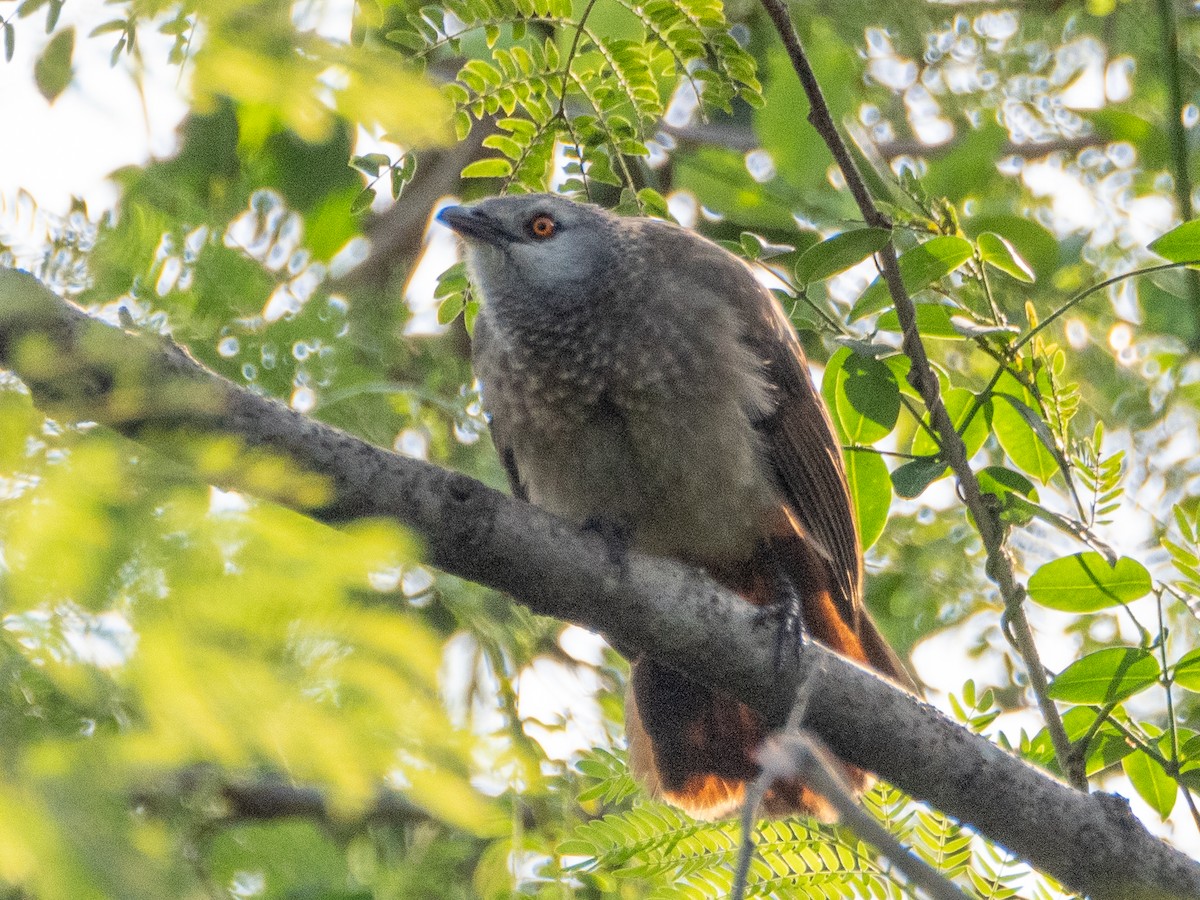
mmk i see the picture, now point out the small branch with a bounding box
[759,733,970,900]
[757,0,887,230]
[131,772,434,830]
[660,121,1109,162]
[874,134,1107,161]
[732,662,820,900]
[734,668,967,900]
[757,0,1080,789]
[1016,261,1200,354]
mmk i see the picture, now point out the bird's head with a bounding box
[437,194,623,316]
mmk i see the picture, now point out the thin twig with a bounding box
[733,661,967,900]
[731,661,820,900]
[759,732,970,900]
[1155,589,1200,834]
[1016,260,1200,353]
[757,0,1082,788]
[558,0,601,117]
[845,445,928,461]
[757,1,887,230]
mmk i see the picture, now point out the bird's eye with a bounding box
[528,214,557,239]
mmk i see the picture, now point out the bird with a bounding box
[438,193,909,821]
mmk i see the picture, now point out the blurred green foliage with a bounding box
[2,0,1200,896]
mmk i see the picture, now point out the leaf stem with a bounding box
[1016,261,1200,354]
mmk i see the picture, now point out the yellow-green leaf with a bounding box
[33,27,73,102]
[1028,553,1152,611]
[461,158,513,179]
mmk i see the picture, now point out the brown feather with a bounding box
[627,507,890,820]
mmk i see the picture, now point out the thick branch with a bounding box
[132,771,433,830]
[1,270,1198,898]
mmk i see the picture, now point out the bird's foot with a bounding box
[754,570,808,673]
[581,515,633,572]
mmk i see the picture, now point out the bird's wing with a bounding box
[736,282,864,629]
[632,219,864,624]
[720,259,911,686]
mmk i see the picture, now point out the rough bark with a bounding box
[1,267,1198,900]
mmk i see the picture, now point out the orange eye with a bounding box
[529,214,556,239]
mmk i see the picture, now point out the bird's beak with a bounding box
[437,205,510,246]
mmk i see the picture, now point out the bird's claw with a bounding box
[581,515,633,572]
[754,574,808,673]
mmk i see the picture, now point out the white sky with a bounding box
[0,2,188,221]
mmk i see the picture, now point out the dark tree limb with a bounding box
[131,770,433,830]
[2,269,1199,898]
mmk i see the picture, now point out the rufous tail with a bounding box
[626,518,908,820]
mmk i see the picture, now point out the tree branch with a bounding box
[756,0,1081,790]
[1,269,1199,898]
[132,770,435,830]
[761,732,970,900]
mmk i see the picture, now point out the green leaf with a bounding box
[964,215,1059,279]
[1123,746,1177,819]
[1048,647,1160,704]
[846,448,890,551]
[850,235,973,321]
[876,304,969,339]
[463,299,479,336]
[795,228,890,284]
[1149,219,1200,264]
[821,348,899,445]
[637,188,671,221]
[158,14,190,36]
[481,134,523,160]
[911,388,990,459]
[1028,553,1152,612]
[437,293,465,325]
[460,158,513,179]
[740,232,793,260]
[349,187,376,214]
[88,18,127,38]
[390,163,412,199]
[978,465,1039,525]
[434,261,467,299]
[977,466,1037,502]
[3,23,13,62]
[350,153,390,176]
[991,380,1058,484]
[891,456,944,499]
[978,232,1035,283]
[16,0,48,17]
[33,27,74,102]
[1173,648,1200,692]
